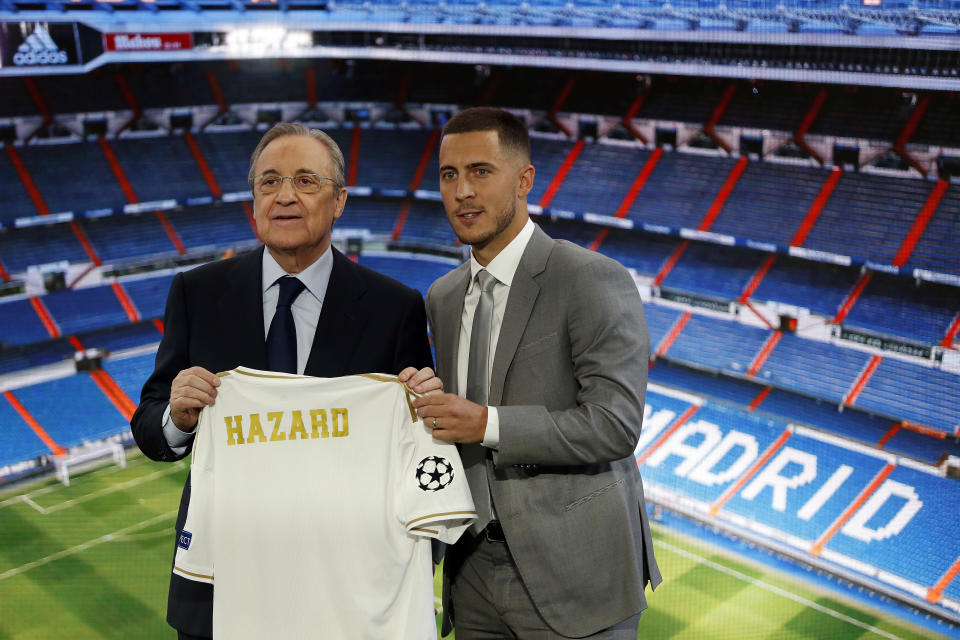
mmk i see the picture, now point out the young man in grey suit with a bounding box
[413,107,661,638]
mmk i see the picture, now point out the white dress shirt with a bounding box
[457,218,536,449]
[162,248,334,453]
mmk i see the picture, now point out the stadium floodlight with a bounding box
[222,27,311,56]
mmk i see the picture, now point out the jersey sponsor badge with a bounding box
[416,456,454,491]
[178,530,193,550]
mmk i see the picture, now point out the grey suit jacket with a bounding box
[426,225,661,638]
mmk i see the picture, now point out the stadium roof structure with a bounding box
[1,0,958,88]
[0,0,958,37]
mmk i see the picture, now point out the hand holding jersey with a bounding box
[174,368,475,639]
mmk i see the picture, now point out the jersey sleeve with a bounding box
[399,413,476,544]
[173,404,215,585]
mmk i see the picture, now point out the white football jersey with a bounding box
[173,367,476,639]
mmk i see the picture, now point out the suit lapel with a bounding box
[488,227,553,406]
[304,248,365,377]
[436,263,471,391]
[219,246,268,370]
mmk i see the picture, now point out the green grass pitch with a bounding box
[0,452,950,639]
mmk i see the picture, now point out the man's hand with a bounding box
[170,366,221,432]
[397,366,443,396]
[411,393,487,443]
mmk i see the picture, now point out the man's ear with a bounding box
[518,164,535,199]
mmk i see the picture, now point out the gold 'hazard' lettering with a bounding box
[225,409,350,446]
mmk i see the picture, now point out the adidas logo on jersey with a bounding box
[13,26,68,66]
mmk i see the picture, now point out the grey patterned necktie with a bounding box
[466,270,497,405]
[464,269,497,532]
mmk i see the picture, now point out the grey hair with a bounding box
[248,123,346,193]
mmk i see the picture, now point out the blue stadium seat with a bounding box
[907,186,960,278]
[803,173,930,265]
[661,242,766,301]
[12,374,130,448]
[355,253,457,296]
[103,352,158,404]
[665,313,769,375]
[844,273,960,345]
[0,299,53,347]
[110,136,212,203]
[398,201,458,245]
[80,214,180,263]
[627,153,738,231]
[123,274,176,321]
[548,143,650,218]
[751,256,858,318]
[0,396,49,467]
[711,162,827,246]
[165,203,256,251]
[855,358,960,435]
[42,286,129,336]
[757,333,870,404]
[17,142,127,215]
[0,223,89,272]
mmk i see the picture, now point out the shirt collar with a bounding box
[469,218,536,289]
[262,247,334,303]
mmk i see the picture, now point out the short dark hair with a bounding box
[441,107,531,165]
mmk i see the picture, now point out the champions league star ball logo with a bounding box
[416,456,454,491]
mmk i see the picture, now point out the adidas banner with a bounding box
[0,22,79,68]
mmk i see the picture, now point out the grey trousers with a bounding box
[449,535,641,639]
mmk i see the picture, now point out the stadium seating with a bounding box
[81,213,182,263]
[527,138,578,206]
[16,142,127,215]
[0,397,48,468]
[0,150,39,221]
[11,374,130,448]
[109,136,212,203]
[639,389,960,610]
[844,274,960,346]
[164,204,256,252]
[42,285,130,336]
[397,200,458,245]
[855,358,960,436]
[756,332,870,404]
[660,242,766,301]
[750,256,858,318]
[190,130,262,194]
[801,172,931,265]
[355,253,458,296]
[710,162,827,246]
[547,143,650,217]
[627,152,740,230]
[0,299,54,348]
[0,223,89,272]
[906,186,960,278]
[661,313,769,376]
[354,129,433,190]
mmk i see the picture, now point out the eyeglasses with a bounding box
[254,173,339,195]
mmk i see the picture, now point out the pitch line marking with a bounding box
[0,454,153,508]
[0,462,185,514]
[0,510,177,582]
[658,539,904,640]
[20,495,46,514]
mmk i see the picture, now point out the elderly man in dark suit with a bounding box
[413,107,661,639]
[131,123,438,639]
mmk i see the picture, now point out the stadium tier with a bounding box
[649,359,960,465]
[638,387,960,614]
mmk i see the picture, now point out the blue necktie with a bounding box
[266,276,305,374]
